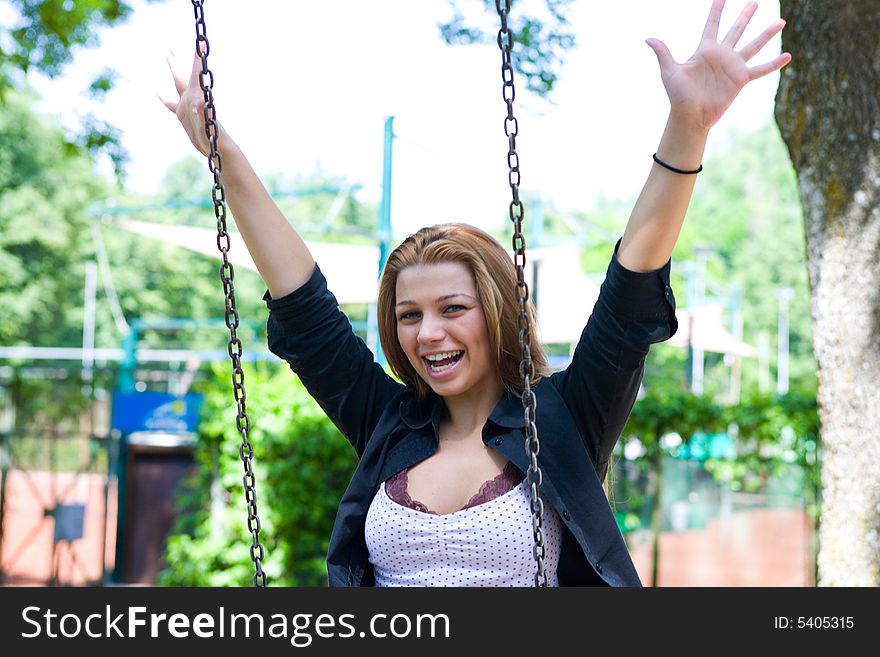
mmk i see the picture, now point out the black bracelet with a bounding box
[652,152,703,175]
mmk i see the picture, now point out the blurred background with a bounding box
[1,0,871,587]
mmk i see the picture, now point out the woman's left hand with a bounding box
[646,0,791,131]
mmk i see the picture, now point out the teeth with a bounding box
[425,351,462,362]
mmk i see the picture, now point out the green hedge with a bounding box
[159,362,358,586]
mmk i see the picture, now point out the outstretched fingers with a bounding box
[159,94,177,113]
[748,52,792,81]
[166,50,187,95]
[721,1,758,47]
[701,0,726,42]
[738,18,786,61]
[189,42,206,88]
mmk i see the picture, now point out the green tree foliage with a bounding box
[709,391,819,497]
[266,174,377,244]
[0,0,129,86]
[1,120,379,432]
[441,0,575,95]
[0,1,165,176]
[156,156,207,205]
[0,95,261,430]
[681,124,813,393]
[538,121,814,398]
[0,91,108,428]
[91,215,267,352]
[159,362,358,586]
[0,91,105,347]
[0,0,161,428]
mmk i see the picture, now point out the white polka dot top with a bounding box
[364,468,563,587]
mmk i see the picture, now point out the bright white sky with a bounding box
[28,0,785,239]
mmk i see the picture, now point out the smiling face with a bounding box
[395,262,502,403]
[377,223,550,399]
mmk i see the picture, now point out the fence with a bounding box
[0,431,116,585]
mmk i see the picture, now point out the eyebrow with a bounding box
[395,293,477,308]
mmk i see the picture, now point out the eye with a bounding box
[443,304,466,314]
[397,310,420,322]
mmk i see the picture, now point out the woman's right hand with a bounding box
[160,47,215,157]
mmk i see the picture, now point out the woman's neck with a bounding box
[440,380,505,440]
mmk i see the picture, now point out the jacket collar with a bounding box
[399,393,441,430]
[399,388,526,431]
[488,388,528,429]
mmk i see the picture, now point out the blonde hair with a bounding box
[377,223,550,398]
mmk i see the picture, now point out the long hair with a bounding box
[377,223,550,398]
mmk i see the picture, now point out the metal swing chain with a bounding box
[495,0,547,587]
[191,0,267,588]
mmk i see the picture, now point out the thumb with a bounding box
[645,38,675,72]
[158,92,177,113]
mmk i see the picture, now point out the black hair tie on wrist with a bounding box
[652,152,703,174]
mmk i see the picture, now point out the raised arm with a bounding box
[161,48,404,450]
[617,0,791,273]
[161,48,315,299]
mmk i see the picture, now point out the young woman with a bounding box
[163,0,790,586]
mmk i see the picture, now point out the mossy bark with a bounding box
[776,0,880,585]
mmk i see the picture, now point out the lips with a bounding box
[423,350,464,373]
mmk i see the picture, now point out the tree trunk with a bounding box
[776,0,880,585]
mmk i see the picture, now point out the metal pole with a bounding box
[82,261,97,397]
[100,433,110,585]
[371,116,395,366]
[690,248,710,395]
[728,285,743,404]
[530,197,544,310]
[757,331,771,394]
[118,321,140,393]
[112,317,139,582]
[109,428,127,584]
[378,116,395,277]
[49,426,58,586]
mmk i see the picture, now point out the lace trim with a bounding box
[385,461,524,515]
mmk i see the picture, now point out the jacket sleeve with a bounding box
[549,241,678,479]
[263,264,403,457]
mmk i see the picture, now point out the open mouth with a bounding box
[423,350,464,373]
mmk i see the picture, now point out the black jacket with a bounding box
[264,245,677,586]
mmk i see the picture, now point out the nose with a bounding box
[417,313,445,344]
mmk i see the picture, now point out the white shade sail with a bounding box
[113,218,379,304]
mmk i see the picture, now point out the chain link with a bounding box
[495,0,547,587]
[191,0,267,588]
